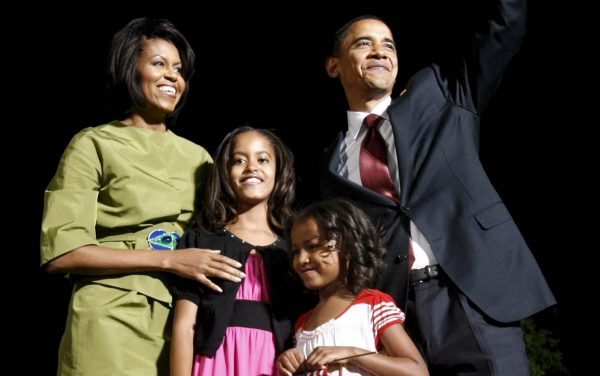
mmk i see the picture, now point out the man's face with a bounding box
[327,19,398,99]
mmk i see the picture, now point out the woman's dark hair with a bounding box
[290,198,385,294]
[106,17,195,125]
[200,126,296,234]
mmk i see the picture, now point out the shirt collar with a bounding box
[346,96,392,140]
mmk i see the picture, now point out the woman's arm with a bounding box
[171,299,198,376]
[45,245,245,292]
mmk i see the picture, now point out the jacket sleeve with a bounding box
[440,0,527,114]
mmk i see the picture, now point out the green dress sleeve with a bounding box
[41,128,101,264]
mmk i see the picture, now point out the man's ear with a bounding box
[325,57,339,78]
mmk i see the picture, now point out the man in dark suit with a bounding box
[320,0,556,374]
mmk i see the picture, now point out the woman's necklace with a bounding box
[225,224,278,246]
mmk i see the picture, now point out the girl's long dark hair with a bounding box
[200,126,295,234]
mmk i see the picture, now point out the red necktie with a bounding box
[359,114,399,201]
[359,114,414,269]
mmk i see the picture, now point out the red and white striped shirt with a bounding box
[294,289,405,376]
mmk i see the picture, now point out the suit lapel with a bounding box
[324,131,343,173]
[324,131,397,207]
[388,93,414,206]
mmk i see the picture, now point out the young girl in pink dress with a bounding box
[171,127,313,376]
[277,198,429,376]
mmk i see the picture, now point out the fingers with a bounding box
[198,274,223,293]
[208,259,246,282]
[202,250,244,274]
[276,359,294,376]
[278,367,292,376]
[188,248,246,280]
[305,347,338,368]
[216,254,243,269]
[192,250,246,290]
[172,248,248,290]
[277,350,303,376]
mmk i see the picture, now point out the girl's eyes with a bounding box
[292,242,337,258]
[307,244,319,251]
[231,158,270,165]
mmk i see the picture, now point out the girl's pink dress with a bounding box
[192,253,277,376]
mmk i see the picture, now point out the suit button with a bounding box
[401,204,410,211]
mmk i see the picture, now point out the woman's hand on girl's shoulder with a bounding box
[165,248,245,293]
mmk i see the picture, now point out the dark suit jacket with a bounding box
[321,0,555,323]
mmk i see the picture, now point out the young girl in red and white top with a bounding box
[277,198,428,376]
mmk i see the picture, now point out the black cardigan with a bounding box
[171,228,315,356]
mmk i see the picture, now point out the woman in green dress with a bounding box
[40,17,245,375]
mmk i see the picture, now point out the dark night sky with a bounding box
[20,2,585,373]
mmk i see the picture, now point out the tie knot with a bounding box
[364,114,382,129]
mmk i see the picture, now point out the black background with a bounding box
[22,2,585,374]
